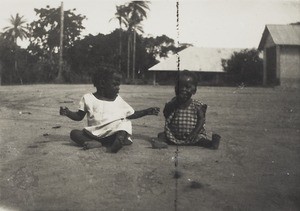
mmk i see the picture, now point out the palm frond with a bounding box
[2,13,29,44]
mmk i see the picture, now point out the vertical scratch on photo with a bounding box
[174,1,180,211]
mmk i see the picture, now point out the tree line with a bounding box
[0,1,188,85]
[0,1,266,86]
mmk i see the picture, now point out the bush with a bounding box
[222,48,263,85]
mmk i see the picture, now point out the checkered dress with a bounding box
[165,99,206,144]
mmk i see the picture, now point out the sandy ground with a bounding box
[0,84,299,211]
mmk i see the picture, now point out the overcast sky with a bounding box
[1,0,299,48]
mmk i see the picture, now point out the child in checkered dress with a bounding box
[153,70,220,149]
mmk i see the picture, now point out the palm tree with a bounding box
[126,1,150,80]
[2,13,29,84]
[2,13,29,44]
[110,5,129,74]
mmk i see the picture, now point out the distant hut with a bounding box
[258,24,300,88]
[148,46,242,85]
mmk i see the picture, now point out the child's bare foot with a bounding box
[122,137,133,146]
[211,133,221,150]
[110,138,123,153]
[83,140,102,150]
[150,138,168,149]
[109,131,128,153]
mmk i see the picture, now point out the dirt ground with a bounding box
[0,84,299,211]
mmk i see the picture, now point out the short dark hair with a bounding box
[177,70,198,86]
[92,66,121,88]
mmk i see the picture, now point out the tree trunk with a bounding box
[14,45,23,85]
[0,61,2,86]
[132,30,136,80]
[55,2,64,83]
[127,33,131,80]
[118,29,122,73]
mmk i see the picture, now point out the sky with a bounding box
[0,0,299,48]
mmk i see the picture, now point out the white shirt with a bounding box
[78,93,134,138]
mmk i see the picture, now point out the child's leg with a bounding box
[157,132,166,141]
[150,132,169,149]
[70,129,102,149]
[110,130,129,153]
[196,133,221,149]
[211,133,221,149]
[70,129,93,146]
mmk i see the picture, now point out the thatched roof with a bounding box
[258,24,300,50]
[148,47,242,72]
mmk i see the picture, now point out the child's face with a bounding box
[175,76,197,103]
[103,73,122,99]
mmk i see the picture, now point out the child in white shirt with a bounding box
[60,67,159,153]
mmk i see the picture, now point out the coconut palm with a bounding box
[1,13,29,84]
[110,5,129,73]
[126,1,150,80]
[2,13,29,44]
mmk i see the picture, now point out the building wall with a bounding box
[280,46,300,88]
[264,34,276,48]
[262,33,276,85]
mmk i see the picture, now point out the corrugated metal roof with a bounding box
[258,24,300,50]
[148,47,242,72]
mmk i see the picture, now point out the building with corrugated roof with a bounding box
[258,24,300,88]
[148,47,242,85]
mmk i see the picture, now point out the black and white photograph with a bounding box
[0,0,299,210]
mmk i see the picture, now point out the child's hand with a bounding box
[186,131,198,142]
[60,106,69,116]
[146,107,160,116]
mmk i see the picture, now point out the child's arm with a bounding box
[187,106,205,142]
[127,107,160,119]
[163,97,178,118]
[60,106,86,121]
